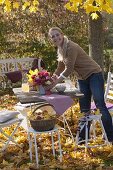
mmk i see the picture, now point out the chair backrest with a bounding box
[104,72,113,102]
[0,58,34,75]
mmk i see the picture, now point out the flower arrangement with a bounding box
[27,69,52,87]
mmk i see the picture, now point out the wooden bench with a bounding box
[0,57,34,89]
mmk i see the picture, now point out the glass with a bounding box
[22,83,29,92]
[22,72,29,92]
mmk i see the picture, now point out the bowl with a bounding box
[55,84,66,92]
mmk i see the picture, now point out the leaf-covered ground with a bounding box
[1,89,113,170]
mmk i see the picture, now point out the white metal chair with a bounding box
[15,102,63,167]
[28,125,62,168]
[81,71,113,150]
[76,114,109,150]
[0,110,23,151]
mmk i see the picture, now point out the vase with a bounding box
[39,85,45,95]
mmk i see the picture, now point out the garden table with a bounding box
[13,87,84,115]
[13,87,84,140]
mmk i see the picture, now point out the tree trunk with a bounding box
[88,13,104,72]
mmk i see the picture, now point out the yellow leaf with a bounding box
[4,0,10,6]
[71,151,82,158]
[29,69,35,75]
[34,68,39,74]
[33,0,39,6]
[28,78,33,83]
[2,159,9,165]
[15,136,26,143]
[13,2,20,9]
[4,5,11,12]
[29,5,37,12]
[91,12,99,20]
[22,1,30,10]
[64,2,72,10]
[65,2,78,12]
[0,0,5,4]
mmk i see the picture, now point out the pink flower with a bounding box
[28,69,52,86]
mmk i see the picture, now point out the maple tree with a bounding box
[0,0,113,19]
[0,0,113,70]
[65,0,113,20]
[64,0,113,70]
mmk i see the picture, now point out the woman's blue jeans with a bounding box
[78,72,113,142]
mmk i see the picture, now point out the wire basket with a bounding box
[29,103,56,132]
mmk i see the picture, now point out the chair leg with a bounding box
[28,132,33,161]
[85,120,89,152]
[34,134,39,168]
[62,115,74,142]
[57,130,62,162]
[62,115,66,130]
[75,131,79,145]
[75,118,86,145]
[91,120,96,140]
[51,131,55,157]
[99,118,109,144]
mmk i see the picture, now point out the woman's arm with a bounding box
[54,61,65,76]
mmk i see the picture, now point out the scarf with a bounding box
[57,36,69,62]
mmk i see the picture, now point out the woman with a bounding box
[47,27,113,142]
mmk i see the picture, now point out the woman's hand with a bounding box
[45,77,58,91]
[44,83,55,91]
[45,73,65,91]
[44,74,58,90]
[51,74,58,82]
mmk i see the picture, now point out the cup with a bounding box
[22,83,29,92]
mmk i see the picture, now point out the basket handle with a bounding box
[32,102,55,114]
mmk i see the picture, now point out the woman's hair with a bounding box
[48,27,64,36]
[31,58,45,70]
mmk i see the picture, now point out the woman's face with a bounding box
[49,30,64,47]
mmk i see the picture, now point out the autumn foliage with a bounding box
[0,0,113,20]
[1,90,113,169]
[65,0,113,19]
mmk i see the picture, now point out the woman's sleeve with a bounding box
[54,61,65,76]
